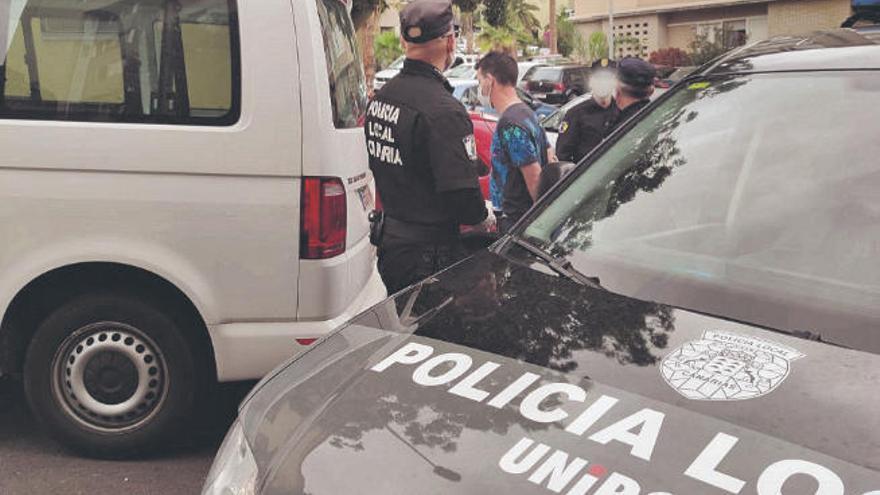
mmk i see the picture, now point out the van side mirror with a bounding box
[538,161,576,198]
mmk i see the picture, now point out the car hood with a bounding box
[241,250,880,494]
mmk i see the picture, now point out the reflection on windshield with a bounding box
[405,254,675,372]
[524,72,880,350]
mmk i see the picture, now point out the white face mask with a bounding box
[478,80,493,109]
[590,73,617,100]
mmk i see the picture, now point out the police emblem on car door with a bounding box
[661,331,804,401]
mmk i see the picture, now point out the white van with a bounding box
[0,0,384,456]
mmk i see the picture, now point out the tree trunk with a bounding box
[549,0,558,54]
[463,11,474,54]
[357,7,380,94]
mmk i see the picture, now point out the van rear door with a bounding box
[293,0,377,320]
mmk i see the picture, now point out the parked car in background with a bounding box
[445,62,477,83]
[451,80,495,200]
[204,27,880,495]
[516,61,546,86]
[522,64,591,104]
[379,54,480,91]
[374,55,405,91]
[455,80,557,120]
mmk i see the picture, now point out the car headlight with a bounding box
[202,420,258,495]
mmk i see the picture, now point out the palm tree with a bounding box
[454,0,480,54]
[477,23,517,55]
[351,0,388,91]
[507,0,541,39]
[483,0,507,27]
[548,0,557,54]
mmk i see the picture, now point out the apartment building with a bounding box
[572,0,851,58]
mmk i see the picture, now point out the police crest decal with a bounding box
[661,331,804,401]
[559,121,569,134]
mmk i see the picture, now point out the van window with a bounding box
[0,0,240,125]
[315,0,367,129]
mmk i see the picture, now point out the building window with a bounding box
[694,19,749,49]
[614,19,651,59]
[723,20,748,48]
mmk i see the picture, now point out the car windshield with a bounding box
[522,72,880,351]
[528,67,562,82]
[447,63,476,79]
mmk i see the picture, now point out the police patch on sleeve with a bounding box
[661,331,804,401]
[463,134,478,161]
[559,121,569,134]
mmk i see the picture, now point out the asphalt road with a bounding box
[0,379,254,495]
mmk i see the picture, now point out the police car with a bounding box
[203,26,880,494]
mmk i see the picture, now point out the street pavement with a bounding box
[0,379,254,495]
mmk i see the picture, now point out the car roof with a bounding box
[700,27,880,76]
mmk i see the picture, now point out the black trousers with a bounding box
[377,241,466,294]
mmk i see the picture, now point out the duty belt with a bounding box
[383,216,458,244]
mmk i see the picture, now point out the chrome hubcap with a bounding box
[53,322,167,431]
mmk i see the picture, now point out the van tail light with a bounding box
[300,177,347,259]
[554,82,566,92]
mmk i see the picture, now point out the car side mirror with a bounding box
[538,161,576,197]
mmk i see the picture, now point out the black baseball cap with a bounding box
[400,0,456,44]
[618,58,656,88]
[590,58,618,70]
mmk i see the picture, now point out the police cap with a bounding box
[618,58,656,88]
[590,58,618,70]
[400,0,455,44]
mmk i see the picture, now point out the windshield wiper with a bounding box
[509,237,603,290]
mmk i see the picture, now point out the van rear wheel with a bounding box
[23,293,198,458]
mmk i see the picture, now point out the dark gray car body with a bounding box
[240,249,880,494]
[229,28,880,495]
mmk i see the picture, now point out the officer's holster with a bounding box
[369,210,385,247]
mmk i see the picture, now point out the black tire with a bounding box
[23,292,200,458]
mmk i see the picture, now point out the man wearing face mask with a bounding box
[476,51,551,233]
[365,0,491,294]
[555,58,619,164]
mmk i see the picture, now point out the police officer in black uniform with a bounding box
[612,58,657,130]
[555,58,619,164]
[365,0,490,294]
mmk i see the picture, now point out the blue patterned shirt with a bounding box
[490,103,550,221]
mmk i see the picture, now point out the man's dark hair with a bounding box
[475,51,518,86]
